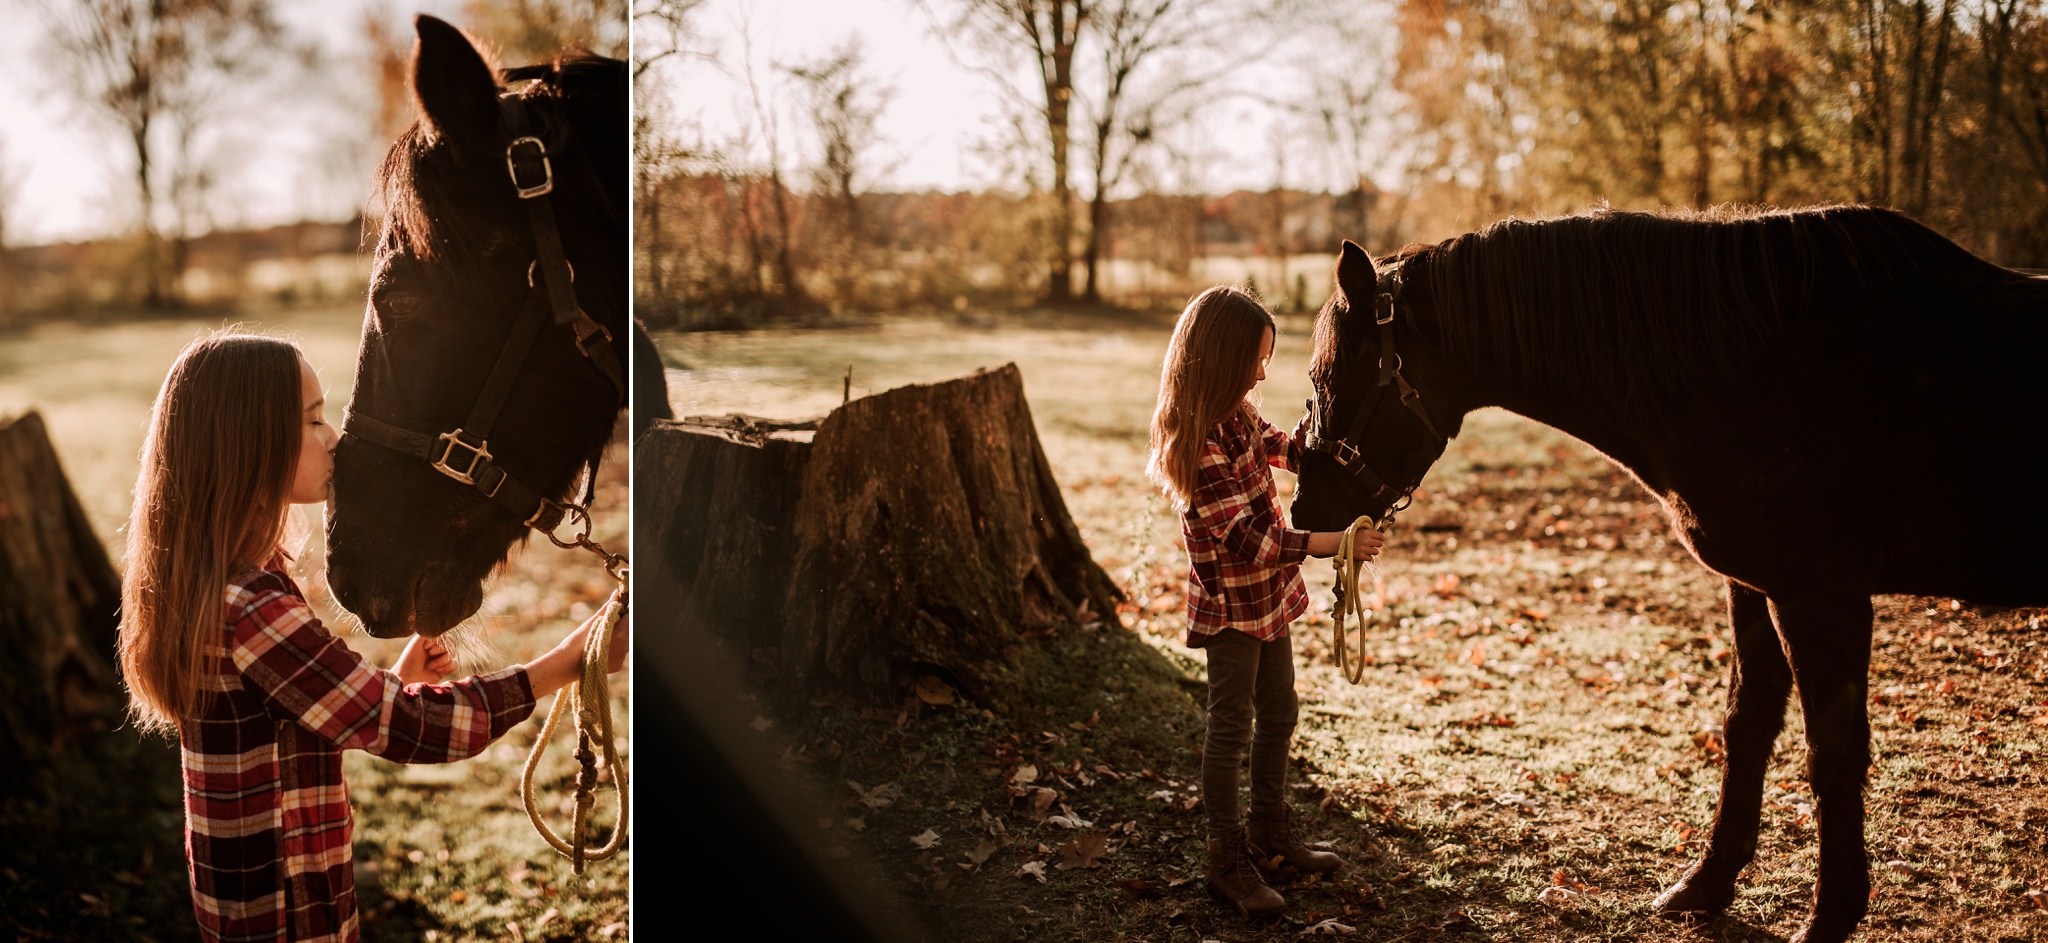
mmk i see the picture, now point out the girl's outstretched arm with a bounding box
[229,571,532,764]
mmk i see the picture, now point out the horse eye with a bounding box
[374,289,425,322]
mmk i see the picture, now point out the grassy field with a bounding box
[0,304,630,942]
[656,309,2048,943]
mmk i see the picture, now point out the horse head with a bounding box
[327,15,628,638]
[1291,240,1464,533]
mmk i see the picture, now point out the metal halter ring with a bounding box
[528,259,575,288]
[543,501,594,549]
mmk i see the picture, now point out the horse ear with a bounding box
[411,15,501,151]
[1335,240,1380,308]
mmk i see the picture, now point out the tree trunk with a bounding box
[0,412,123,777]
[637,366,1123,706]
[636,414,814,658]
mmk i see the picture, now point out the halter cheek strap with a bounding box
[1301,264,1451,519]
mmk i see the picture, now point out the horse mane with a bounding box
[1404,203,2016,410]
[371,51,624,265]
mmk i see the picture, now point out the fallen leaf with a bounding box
[966,839,999,867]
[1430,843,1465,857]
[910,829,940,850]
[1056,832,1111,870]
[2024,889,2047,911]
[1301,917,1358,936]
[1537,885,1579,906]
[1030,786,1059,819]
[1117,878,1162,899]
[1885,860,1915,877]
[1017,860,1047,883]
[749,715,773,732]
[2031,715,2048,728]
[915,675,956,705]
[1012,764,1039,785]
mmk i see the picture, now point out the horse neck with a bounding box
[1409,269,1660,475]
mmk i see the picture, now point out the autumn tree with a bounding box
[461,0,628,61]
[43,0,287,308]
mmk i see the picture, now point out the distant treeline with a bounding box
[633,181,1382,328]
[0,219,367,323]
[637,0,2048,328]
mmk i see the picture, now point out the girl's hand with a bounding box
[525,602,629,698]
[394,635,457,686]
[1306,528,1385,559]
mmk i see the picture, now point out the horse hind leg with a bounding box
[1773,591,1877,943]
[1656,580,1791,917]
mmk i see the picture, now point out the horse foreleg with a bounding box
[1656,580,1790,916]
[1774,591,1876,943]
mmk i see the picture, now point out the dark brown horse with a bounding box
[1290,205,2046,943]
[327,16,667,638]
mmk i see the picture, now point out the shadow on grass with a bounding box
[1,724,191,942]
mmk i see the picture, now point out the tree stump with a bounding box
[0,412,123,773]
[639,364,1123,704]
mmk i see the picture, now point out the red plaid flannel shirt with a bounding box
[180,566,534,943]
[1180,408,1310,647]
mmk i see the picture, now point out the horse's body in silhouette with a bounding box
[326,16,665,638]
[1290,205,2046,943]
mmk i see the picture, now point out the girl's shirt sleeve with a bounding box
[1188,437,1309,568]
[1256,414,1302,473]
[229,574,535,763]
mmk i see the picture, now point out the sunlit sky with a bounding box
[0,0,471,246]
[654,0,1365,199]
[1,0,1376,245]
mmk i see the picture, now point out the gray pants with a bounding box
[1201,629,1299,837]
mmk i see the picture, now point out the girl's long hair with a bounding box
[1146,285,1275,509]
[120,332,304,738]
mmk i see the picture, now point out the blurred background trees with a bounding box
[3,1,624,323]
[640,0,2048,329]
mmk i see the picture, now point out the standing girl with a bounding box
[1146,287,1385,917]
[117,331,625,943]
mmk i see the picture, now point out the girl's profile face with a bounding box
[289,354,339,505]
[1248,325,1274,392]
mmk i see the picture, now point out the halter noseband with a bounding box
[342,92,627,540]
[1302,264,1450,521]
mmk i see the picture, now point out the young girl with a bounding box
[117,331,625,942]
[1146,286,1385,917]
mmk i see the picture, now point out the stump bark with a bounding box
[0,412,123,771]
[640,365,1122,704]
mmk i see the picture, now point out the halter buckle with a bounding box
[572,313,614,358]
[432,430,492,485]
[1374,291,1396,326]
[506,137,554,199]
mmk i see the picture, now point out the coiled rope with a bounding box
[1330,515,1383,684]
[520,583,629,874]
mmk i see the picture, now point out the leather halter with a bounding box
[342,92,627,539]
[1301,264,1451,520]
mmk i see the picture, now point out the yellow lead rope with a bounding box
[1331,515,1382,685]
[520,585,629,874]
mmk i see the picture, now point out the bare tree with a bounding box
[786,37,894,309]
[632,0,710,319]
[44,0,287,308]
[919,0,1087,303]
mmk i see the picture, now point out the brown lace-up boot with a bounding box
[1246,804,1344,874]
[1206,827,1285,917]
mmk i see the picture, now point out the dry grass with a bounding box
[655,310,2048,943]
[0,304,629,942]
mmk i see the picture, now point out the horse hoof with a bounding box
[1653,878,1735,916]
[1788,909,1864,943]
